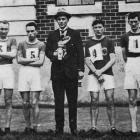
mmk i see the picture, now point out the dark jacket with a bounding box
[45,28,84,80]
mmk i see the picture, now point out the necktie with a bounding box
[60,30,65,40]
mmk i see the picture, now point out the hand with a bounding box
[53,50,58,57]
[32,57,39,62]
[95,70,103,77]
[98,75,104,83]
[0,52,4,55]
[78,71,84,79]
[58,41,65,47]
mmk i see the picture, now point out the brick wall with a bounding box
[35,0,126,46]
[101,0,126,46]
[36,0,54,43]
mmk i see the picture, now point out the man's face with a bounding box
[56,16,68,29]
[26,26,37,41]
[128,17,140,31]
[0,23,9,39]
[93,23,104,38]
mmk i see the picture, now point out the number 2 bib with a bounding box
[128,36,140,53]
[89,43,103,63]
[26,48,39,59]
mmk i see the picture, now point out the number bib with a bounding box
[89,43,103,63]
[128,36,140,53]
[26,48,39,59]
[0,42,7,52]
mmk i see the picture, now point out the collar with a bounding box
[59,26,68,32]
[26,38,39,45]
[0,37,8,42]
[130,29,140,34]
[92,35,105,41]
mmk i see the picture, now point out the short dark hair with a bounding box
[26,22,37,30]
[128,12,140,21]
[92,19,105,27]
[0,20,9,26]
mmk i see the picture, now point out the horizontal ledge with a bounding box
[0,6,36,21]
[3,19,37,22]
[118,1,140,12]
[47,2,102,16]
[0,5,36,8]
[8,35,27,37]
[0,0,36,7]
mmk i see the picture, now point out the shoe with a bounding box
[71,129,78,136]
[86,128,100,137]
[111,128,123,136]
[31,128,37,135]
[125,130,138,137]
[5,127,10,135]
[0,128,5,136]
[55,128,63,137]
[24,127,32,135]
[78,129,86,137]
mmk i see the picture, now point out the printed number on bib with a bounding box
[128,36,140,53]
[26,48,39,59]
[89,43,103,63]
[0,42,7,52]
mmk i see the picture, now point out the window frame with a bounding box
[56,0,95,6]
[125,0,140,3]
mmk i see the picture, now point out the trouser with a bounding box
[52,76,78,130]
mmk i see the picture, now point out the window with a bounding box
[57,0,95,6]
[126,0,140,3]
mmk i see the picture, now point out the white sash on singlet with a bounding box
[89,43,103,63]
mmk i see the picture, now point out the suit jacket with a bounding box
[45,28,84,80]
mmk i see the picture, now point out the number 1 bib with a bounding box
[128,36,140,53]
[89,43,103,63]
[26,48,39,59]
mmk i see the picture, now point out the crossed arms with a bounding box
[85,53,116,77]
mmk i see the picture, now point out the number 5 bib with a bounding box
[128,36,140,53]
[89,43,103,63]
[26,48,39,59]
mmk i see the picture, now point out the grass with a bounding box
[1,131,140,140]
[0,107,138,140]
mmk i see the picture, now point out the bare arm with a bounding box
[85,57,97,74]
[0,48,17,59]
[122,47,127,62]
[17,49,36,65]
[96,53,116,76]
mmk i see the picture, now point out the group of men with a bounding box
[85,12,140,137]
[0,20,45,136]
[0,8,139,137]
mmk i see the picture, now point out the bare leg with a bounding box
[104,89,115,128]
[31,91,40,131]
[128,89,137,132]
[4,89,13,129]
[20,92,31,128]
[90,91,99,129]
[0,89,2,128]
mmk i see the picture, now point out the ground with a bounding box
[0,107,140,139]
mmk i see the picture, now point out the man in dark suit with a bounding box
[45,8,84,136]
